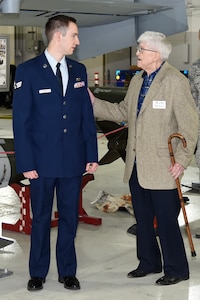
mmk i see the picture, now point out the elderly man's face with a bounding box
[136,42,159,73]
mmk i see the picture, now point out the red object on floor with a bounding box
[154,217,157,229]
[2,174,102,234]
[2,183,33,234]
[54,173,102,225]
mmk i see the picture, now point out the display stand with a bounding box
[0,224,14,279]
[54,173,102,225]
[2,173,102,234]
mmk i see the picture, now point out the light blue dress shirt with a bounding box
[45,48,68,96]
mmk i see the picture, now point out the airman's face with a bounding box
[59,22,80,56]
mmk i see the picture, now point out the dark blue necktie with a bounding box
[56,62,63,94]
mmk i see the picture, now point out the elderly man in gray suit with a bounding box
[89,31,198,285]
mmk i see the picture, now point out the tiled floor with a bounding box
[0,107,200,300]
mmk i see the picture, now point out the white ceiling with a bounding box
[0,0,189,60]
[0,0,173,27]
[0,1,198,27]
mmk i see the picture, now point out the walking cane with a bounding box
[168,133,196,257]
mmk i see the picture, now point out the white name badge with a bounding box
[153,100,166,109]
[39,89,51,94]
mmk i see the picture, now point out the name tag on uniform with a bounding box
[74,81,85,88]
[153,100,166,109]
[39,89,51,94]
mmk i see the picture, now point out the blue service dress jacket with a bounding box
[12,52,98,178]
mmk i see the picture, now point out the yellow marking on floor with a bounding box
[0,115,12,119]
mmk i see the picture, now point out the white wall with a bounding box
[0,12,199,87]
[105,48,131,84]
[83,13,200,87]
[0,26,15,65]
[81,56,104,87]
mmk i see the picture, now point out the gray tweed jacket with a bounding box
[94,61,198,189]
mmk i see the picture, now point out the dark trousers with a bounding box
[129,167,189,277]
[29,176,82,278]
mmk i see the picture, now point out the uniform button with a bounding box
[63,128,67,133]
[63,101,66,105]
[63,114,67,119]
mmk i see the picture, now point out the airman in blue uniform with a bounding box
[13,15,98,292]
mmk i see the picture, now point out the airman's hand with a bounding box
[86,162,98,173]
[23,170,39,179]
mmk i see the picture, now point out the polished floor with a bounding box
[0,107,200,300]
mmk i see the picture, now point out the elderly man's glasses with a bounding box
[137,46,158,53]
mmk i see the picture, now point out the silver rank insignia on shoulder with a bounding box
[14,81,22,89]
[43,64,47,69]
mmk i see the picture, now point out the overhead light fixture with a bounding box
[0,0,23,14]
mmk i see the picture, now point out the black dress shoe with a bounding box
[127,268,162,278]
[156,275,189,285]
[59,276,80,290]
[27,277,45,291]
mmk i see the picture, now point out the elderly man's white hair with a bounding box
[137,31,172,61]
